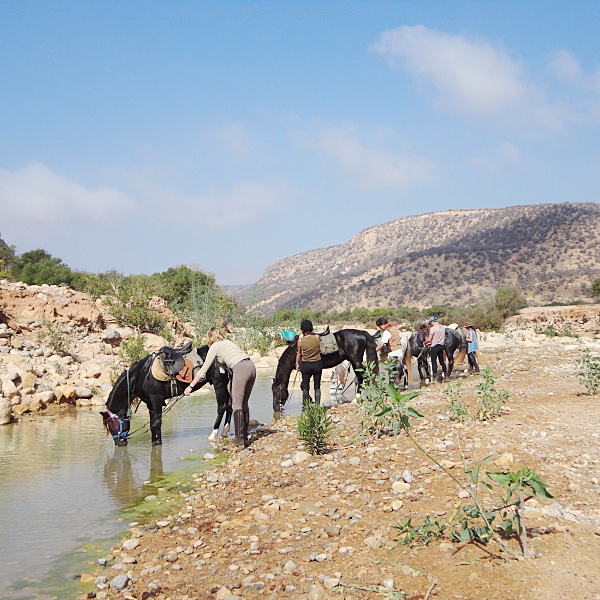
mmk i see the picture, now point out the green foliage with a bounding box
[10,248,85,288]
[444,381,469,422]
[475,368,509,420]
[494,287,527,318]
[36,320,72,356]
[454,465,552,554]
[296,401,333,455]
[576,349,600,395]
[393,516,447,548]
[592,277,600,299]
[103,276,167,334]
[118,332,147,366]
[357,361,422,436]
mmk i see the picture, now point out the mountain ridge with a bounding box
[232,203,600,313]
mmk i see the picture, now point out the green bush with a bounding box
[296,402,333,455]
[119,332,147,366]
[576,349,600,395]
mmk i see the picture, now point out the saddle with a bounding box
[151,341,195,382]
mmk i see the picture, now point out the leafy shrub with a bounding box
[444,382,469,422]
[118,332,147,366]
[475,368,509,420]
[36,320,72,356]
[296,401,333,455]
[576,349,600,395]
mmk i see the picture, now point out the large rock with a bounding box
[141,333,168,352]
[20,371,37,389]
[103,329,122,345]
[54,385,77,404]
[0,396,12,424]
[1,379,20,399]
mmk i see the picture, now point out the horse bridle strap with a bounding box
[106,409,130,440]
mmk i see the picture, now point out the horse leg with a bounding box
[209,399,226,441]
[148,401,163,445]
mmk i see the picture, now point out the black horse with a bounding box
[101,345,231,446]
[272,328,378,410]
[405,327,467,386]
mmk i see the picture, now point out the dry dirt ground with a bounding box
[83,337,600,600]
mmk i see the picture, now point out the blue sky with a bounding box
[1,1,599,284]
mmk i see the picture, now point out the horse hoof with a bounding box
[152,439,162,446]
[221,424,230,437]
[208,430,218,441]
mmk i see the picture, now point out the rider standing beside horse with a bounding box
[296,319,323,407]
[185,328,256,448]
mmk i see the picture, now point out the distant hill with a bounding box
[232,203,600,314]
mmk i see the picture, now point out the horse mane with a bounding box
[274,341,297,384]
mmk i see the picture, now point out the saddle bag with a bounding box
[319,330,338,355]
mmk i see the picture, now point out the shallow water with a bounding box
[0,374,351,600]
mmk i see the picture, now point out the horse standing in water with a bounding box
[101,344,231,446]
[272,329,378,410]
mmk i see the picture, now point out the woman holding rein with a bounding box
[296,319,323,407]
[184,328,256,448]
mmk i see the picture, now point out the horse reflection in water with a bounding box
[103,446,163,509]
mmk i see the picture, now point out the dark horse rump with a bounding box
[272,328,378,410]
[101,344,231,446]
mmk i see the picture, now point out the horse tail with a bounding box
[364,332,379,374]
[454,329,468,367]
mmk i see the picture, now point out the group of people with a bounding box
[180,316,480,448]
[376,316,480,383]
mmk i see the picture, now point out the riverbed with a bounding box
[0,374,351,600]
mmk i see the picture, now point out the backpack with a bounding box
[319,330,338,355]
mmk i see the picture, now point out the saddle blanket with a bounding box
[151,355,171,381]
[319,331,338,355]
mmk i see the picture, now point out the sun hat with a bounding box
[464,321,472,327]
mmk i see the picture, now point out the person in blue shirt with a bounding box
[464,322,480,374]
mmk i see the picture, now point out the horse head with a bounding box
[272,378,289,411]
[101,410,131,446]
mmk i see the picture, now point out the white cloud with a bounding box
[0,162,135,224]
[136,179,287,228]
[547,49,583,82]
[213,124,262,160]
[469,142,522,174]
[372,25,530,115]
[303,125,436,190]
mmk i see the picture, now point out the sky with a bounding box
[1,1,599,285]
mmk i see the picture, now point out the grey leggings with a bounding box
[231,358,256,411]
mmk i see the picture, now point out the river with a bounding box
[0,374,352,600]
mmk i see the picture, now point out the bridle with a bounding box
[104,409,130,442]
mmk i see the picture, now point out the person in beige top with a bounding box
[185,328,256,448]
[296,319,323,407]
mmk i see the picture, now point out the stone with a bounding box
[495,453,514,469]
[391,500,404,511]
[109,574,130,590]
[104,329,122,344]
[54,385,77,404]
[323,577,340,589]
[20,371,37,389]
[75,387,93,399]
[122,538,140,551]
[0,396,12,424]
[402,469,414,483]
[291,450,311,464]
[1,379,19,399]
[392,481,411,494]
[364,536,382,550]
[36,390,56,404]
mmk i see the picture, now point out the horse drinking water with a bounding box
[272,328,378,410]
[101,343,231,446]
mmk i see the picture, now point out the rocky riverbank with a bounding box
[80,334,600,600]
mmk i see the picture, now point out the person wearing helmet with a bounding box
[426,316,447,382]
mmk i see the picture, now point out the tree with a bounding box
[592,277,600,299]
[10,248,83,287]
[494,287,527,318]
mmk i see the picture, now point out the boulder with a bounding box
[36,390,56,404]
[141,333,168,352]
[103,329,122,345]
[1,379,20,399]
[54,385,77,404]
[75,387,93,399]
[20,371,37,389]
[0,396,12,424]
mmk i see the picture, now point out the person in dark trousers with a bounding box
[426,316,447,382]
[464,322,480,373]
[296,319,323,407]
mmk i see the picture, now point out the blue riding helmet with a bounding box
[428,316,437,323]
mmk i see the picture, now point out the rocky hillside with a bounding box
[237,203,600,314]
